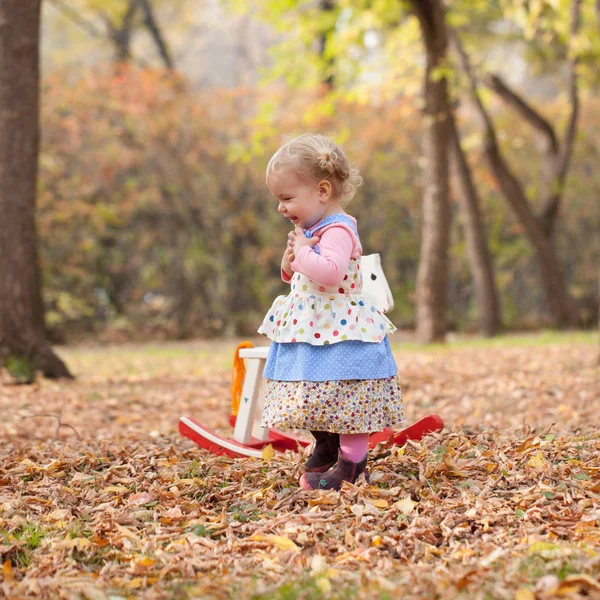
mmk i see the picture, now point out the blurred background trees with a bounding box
[4,0,598,355]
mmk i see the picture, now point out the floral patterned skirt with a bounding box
[261,376,404,434]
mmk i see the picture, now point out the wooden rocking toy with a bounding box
[179,255,444,458]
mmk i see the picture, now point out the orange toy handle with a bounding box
[231,341,254,417]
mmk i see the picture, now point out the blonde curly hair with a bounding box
[266,133,363,207]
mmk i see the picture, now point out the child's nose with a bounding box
[278,202,286,214]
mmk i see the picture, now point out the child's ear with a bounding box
[318,180,332,201]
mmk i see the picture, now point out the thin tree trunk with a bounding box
[137,0,174,70]
[448,111,502,336]
[409,0,451,342]
[318,0,335,91]
[539,0,581,237]
[0,0,72,378]
[486,0,581,239]
[451,29,577,328]
[106,0,138,64]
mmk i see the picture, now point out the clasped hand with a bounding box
[281,226,320,277]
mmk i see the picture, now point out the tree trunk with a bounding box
[448,111,502,336]
[409,0,451,342]
[107,0,138,65]
[486,0,581,240]
[137,0,174,70]
[0,0,72,378]
[451,29,577,328]
[484,141,575,326]
[318,0,336,91]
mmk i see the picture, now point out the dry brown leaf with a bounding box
[53,538,92,550]
[0,339,597,599]
[514,589,536,600]
[559,574,600,592]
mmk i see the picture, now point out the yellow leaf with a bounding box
[3,560,14,582]
[453,548,476,559]
[81,586,108,600]
[47,509,70,521]
[517,436,540,453]
[514,588,535,600]
[316,577,332,594]
[261,444,275,461]
[103,485,128,493]
[370,498,389,509]
[308,492,339,506]
[264,535,300,552]
[344,530,354,546]
[560,574,600,591]
[135,557,157,568]
[115,525,140,542]
[527,451,546,468]
[310,554,327,574]
[54,537,92,550]
[394,497,415,515]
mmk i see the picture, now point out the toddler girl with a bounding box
[258,133,404,490]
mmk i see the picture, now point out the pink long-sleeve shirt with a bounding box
[282,217,363,287]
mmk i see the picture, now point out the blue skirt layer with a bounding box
[263,338,397,382]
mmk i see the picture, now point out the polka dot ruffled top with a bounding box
[258,258,396,346]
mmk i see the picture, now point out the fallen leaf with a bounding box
[53,537,92,550]
[315,577,332,594]
[514,588,535,600]
[263,535,300,553]
[261,445,275,461]
[559,574,600,592]
[394,497,416,515]
[81,586,108,600]
[527,451,546,468]
[46,509,70,521]
[2,560,14,583]
[103,485,128,493]
[128,492,152,506]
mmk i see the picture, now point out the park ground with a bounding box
[0,332,599,599]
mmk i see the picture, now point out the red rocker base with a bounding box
[179,344,444,459]
[179,413,444,459]
[179,415,310,459]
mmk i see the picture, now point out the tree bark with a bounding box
[106,0,138,64]
[137,0,174,70]
[318,0,335,91]
[0,0,72,378]
[448,111,502,336]
[486,0,581,239]
[539,0,581,238]
[451,28,577,328]
[409,0,451,342]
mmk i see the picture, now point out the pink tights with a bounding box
[339,433,369,462]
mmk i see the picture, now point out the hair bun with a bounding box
[318,151,336,174]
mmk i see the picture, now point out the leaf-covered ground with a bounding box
[1,333,599,599]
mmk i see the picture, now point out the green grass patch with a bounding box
[55,330,597,379]
[57,339,241,377]
[248,576,361,600]
[391,330,597,353]
[0,522,46,568]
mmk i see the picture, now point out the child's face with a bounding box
[268,167,332,230]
